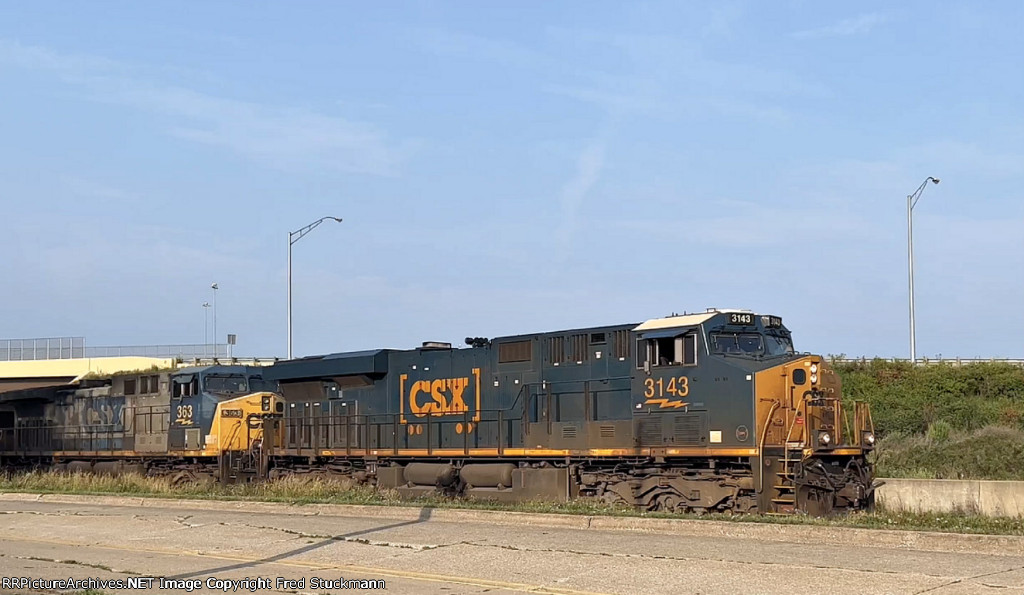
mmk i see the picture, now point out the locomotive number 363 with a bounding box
[175,404,194,423]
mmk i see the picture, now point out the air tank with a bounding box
[66,461,93,474]
[461,464,515,489]
[93,461,145,477]
[403,463,457,487]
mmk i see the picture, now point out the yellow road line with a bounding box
[4,534,612,595]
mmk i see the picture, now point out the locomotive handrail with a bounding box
[832,396,842,446]
[757,401,779,494]
[8,378,773,459]
[278,407,532,455]
[843,403,853,445]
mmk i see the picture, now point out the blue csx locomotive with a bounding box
[261,308,877,515]
[0,309,876,515]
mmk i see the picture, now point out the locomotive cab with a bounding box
[632,309,875,514]
[167,365,278,452]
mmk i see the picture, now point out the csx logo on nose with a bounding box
[401,368,481,420]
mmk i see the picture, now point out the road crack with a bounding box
[223,521,440,551]
[14,555,141,575]
[173,515,206,528]
[913,564,1024,594]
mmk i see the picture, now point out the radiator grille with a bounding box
[673,415,702,445]
[614,330,631,359]
[499,340,532,363]
[548,336,565,364]
[638,418,662,445]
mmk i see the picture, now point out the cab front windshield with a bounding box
[711,332,794,357]
[764,333,795,356]
[204,374,248,394]
[711,333,763,356]
[248,377,278,393]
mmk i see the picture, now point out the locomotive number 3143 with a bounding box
[644,376,689,398]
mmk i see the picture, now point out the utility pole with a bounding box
[211,282,219,359]
[202,302,211,357]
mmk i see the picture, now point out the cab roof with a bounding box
[634,308,755,331]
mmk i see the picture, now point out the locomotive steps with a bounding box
[3,492,1023,557]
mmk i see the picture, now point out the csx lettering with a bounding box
[409,377,470,416]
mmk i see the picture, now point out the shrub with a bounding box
[834,361,1024,437]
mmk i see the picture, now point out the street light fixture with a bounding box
[907,176,940,364]
[288,216,343,359]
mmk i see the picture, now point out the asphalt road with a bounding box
[2,495,1024,595]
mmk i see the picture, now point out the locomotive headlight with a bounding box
[865,432,876,445]
[810,364,818,374]
[818,432,832,446]
[810,374,818,384]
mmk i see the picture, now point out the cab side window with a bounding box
[637,333,698,368]
[172,376,199,399]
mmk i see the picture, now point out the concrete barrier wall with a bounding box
[878,478,1024,517]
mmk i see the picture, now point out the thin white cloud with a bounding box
[60,176,139,203]
[556,139,607,258]
[607,204,874,249]
[792,13,889,39]
[409,28,549,70]
[542,30,826,123]
[0,40,408,175]
[895,140,1024,179]
[546,82,662,115]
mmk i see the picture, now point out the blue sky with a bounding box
[1,2,1022,359]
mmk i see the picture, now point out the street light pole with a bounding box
[211,283,219,359]
[202,302,211,357]
[907,177,940,364]
[288,216,343,359]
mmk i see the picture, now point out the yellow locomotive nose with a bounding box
[209,391,285,453]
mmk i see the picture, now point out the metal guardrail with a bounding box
[85,344,228,359]
[176,357,279,367]
[0,338,230,361]
[831,357,1024,367]
[0,337,85,361]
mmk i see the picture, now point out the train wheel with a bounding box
[651,492,681,513]
[170,470,202,487]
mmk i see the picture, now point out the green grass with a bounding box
[4,471,1024,536]
[873,425,1024,480]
